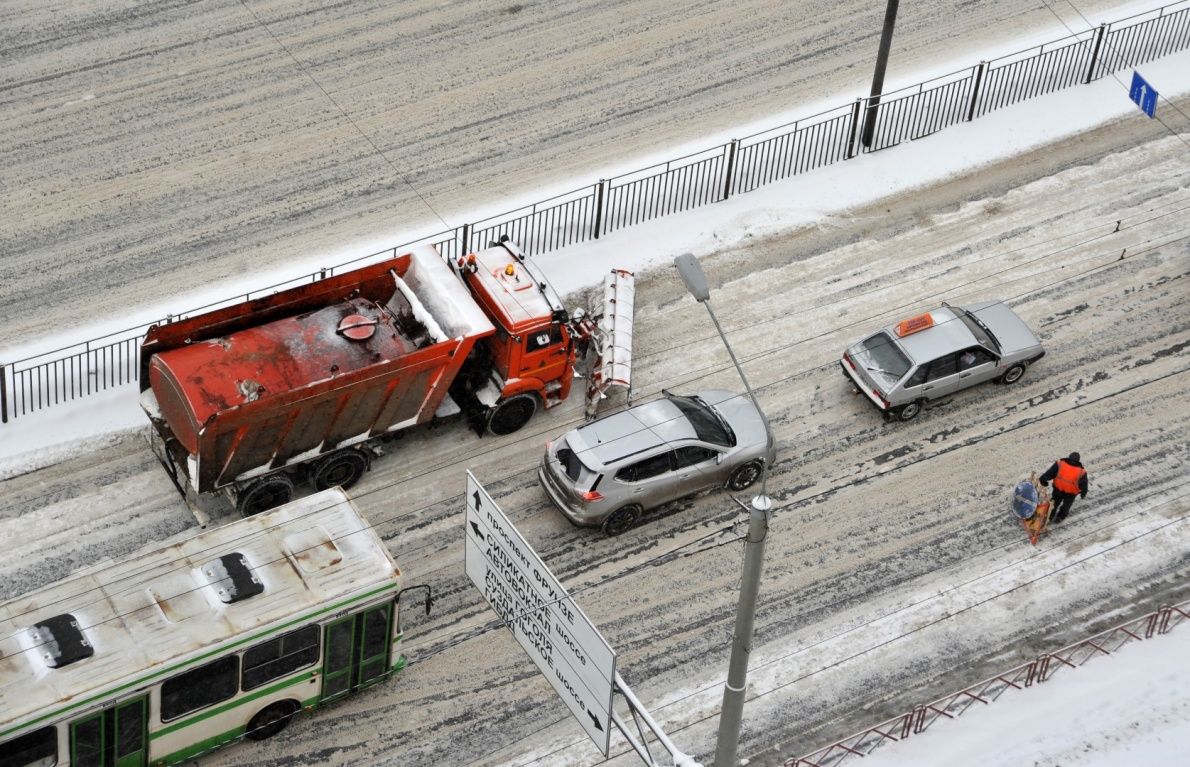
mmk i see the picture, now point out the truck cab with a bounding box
[453,239,577,434]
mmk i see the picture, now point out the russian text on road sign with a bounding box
[463,471,617,755]
[1129,71,1158,118]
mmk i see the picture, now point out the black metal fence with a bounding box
[3,0,1188,424]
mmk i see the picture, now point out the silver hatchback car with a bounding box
[842,300,1044,421]
[538,390,775,535]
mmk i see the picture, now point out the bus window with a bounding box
[242,624,321,690]
[161,655,239,721]
[1,726,57,767]
[321,603,394,703]
[72,714,104,767]
[321,617,356,702]
[115,697,147,766]
[358,605,393,687]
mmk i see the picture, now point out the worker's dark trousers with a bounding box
[1051,491,1077,523]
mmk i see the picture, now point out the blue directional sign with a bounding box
[1129,71,1158,118]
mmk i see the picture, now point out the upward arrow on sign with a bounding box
[1129,70,1158,118]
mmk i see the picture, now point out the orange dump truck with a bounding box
[139,238,633,516]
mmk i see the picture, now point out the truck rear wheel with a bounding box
[312,450,369,491]
[238,474,295,516]
[488,394,537,436]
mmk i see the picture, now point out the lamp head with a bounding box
[674,253,711,303]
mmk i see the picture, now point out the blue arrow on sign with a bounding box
[1129,71,1159,118]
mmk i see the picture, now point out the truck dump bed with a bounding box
[140,245,494,493]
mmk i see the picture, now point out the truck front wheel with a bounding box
[489,394,537,436]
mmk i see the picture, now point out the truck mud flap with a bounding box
[585,269,635,420]
[144,427,213,528]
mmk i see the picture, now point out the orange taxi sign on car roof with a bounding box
[895,313,934,337]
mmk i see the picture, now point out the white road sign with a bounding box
[463,470,617,755]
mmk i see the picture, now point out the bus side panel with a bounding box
[149,671,318,765]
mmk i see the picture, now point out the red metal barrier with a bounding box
[784,597,1190,767]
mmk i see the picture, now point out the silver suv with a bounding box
[538,390,775,535]
[842,301,1044,421]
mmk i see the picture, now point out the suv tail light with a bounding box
[873,388,891,409]
[579,490,604,502]
[843,352,856,370]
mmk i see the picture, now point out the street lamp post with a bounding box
[674,254,774,767]
[861,0,900,148]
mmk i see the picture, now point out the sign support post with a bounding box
[464,471,703,766]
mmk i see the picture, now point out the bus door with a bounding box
[321,602,393,704]
[69,695,148,767]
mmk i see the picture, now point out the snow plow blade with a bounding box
[585,269,635,420]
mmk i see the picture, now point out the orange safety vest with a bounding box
[1053,460,1085,495]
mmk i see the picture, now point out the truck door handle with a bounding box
[959,373,971,378]
[632,488,645,495]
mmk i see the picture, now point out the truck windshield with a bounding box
[854,332,912,389]
[667,394,735,447]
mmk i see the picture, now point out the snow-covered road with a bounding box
[3,79,1187,766]
[0,0,1129,344]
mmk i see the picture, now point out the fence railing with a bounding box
[785,599,1190,767]
[3,0,1188,424]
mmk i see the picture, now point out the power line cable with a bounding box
[501,475,1190,767]
[1040,0,1190,150]
[235,1,453,231]
[4,208,1184,642]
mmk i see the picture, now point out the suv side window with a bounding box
[926,355,958,381]
[673,446,718,469]
[615,451,673,482]
[904,366,928,387]
[957,346,995,370]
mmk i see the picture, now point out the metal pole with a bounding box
[861,0,900,148]
[702,302,772,767]
[673,253,775,766]
[1085,23,1107,84]
[614,673,704,766]
[593,179,607,239]
[721,140,739,202]
[713,495,768,767]
[0,363,8,423]
[701,303,769,499]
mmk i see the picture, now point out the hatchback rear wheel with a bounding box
[601,504,641,536]
[892,400,923,422]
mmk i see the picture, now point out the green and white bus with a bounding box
[0,488,429,767]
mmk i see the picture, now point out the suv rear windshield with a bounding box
[854,332,912,389]
[554,441,601,491]
[666,394,734,447]
[556,447,585,481]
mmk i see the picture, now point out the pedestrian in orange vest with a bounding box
[1039,452,1088,524]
